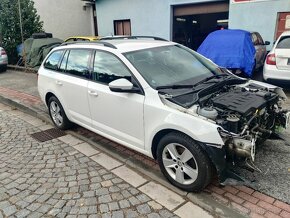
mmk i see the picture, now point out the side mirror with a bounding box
[109,78,140,93]
[264,41,270,45]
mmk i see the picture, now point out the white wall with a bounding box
[229,0,290,48]
[96,0,224,40]
[33,0,94,40]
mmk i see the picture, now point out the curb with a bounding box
[0,94,246,218]
[7,65,38,74]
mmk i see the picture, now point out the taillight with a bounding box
[266,53,276,65]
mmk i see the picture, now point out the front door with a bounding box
[88,50,145,149]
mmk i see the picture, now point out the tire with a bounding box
[0,65,7,72]
[48,96,72,130]
[157,132,213,192]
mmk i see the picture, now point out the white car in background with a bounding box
[0,47,8,72]
[263,31,290,82]
[38,37,289,192]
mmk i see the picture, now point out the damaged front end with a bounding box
[200,82,289,184]
[161,80,290,185]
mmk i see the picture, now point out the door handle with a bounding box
[56,81,63,86]
[88,90,98,97]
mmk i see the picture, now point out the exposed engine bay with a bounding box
[159,79,290,181]
[196,83,289,165]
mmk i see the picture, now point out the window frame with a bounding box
[43,49,65,71]
[91,49,144,95]
[276,36,290,49]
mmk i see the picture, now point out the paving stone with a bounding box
[3,205,17,216]
[15,209,31,218]
[90,153,122,170]
[99,204,109,213]
[74,143,100,157]
[99,195,112,204]
[119,199,130,209]
[112,210,124,218]
[139,182,185,210]
[137,204,152,214]
[108,202,119,211]
[148,213,161,218]
[112,165,147,187]
[174,202,213,218]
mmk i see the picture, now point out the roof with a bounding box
[280,30,290,37]
[58,39,176,53]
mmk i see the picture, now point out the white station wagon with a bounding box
[38,37,289,192]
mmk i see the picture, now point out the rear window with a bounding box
[276,36,290,49]
[44,50,64,70]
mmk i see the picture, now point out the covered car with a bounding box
[197,29,256,77]
[22,37,63,68]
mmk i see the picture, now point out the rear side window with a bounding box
[44,50,64,70]
[276,36,290,49]
[66,49,91,78]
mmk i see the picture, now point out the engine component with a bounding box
[226,115,240,133]
[197,106,218,120]
[211,90,278,115]
[227,138,256,161]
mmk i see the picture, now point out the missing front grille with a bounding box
[30,128,66,142]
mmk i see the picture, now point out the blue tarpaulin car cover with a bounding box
[197,29,256,77]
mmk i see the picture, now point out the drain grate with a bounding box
[30,128,66,142]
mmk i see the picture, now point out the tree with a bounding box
[0,0,43,63]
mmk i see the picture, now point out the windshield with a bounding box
[124,45,222,89]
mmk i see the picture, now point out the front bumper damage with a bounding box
[199,110,290,185]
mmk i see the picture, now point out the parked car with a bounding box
[37,37,289,192]
[251,32,270,70]
[64,36,100,42]
[0,47,8,72]
[263,30,290,82]
[197,30,269,77]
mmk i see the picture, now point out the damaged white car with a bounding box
[38,37,290,192]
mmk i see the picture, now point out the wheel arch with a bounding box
[45,92,55,106]
[151,129,195,160]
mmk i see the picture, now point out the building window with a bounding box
[114,19,131,35]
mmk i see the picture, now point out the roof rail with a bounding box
[60,41,117,49]
[100,36,168,41]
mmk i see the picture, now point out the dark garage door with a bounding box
[172,1,229,50]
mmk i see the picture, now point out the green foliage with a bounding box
[0,0,43,63]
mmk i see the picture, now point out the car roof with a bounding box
[58,39,177,53]
[280,31,290,37]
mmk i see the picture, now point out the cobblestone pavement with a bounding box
[0,103,200,218]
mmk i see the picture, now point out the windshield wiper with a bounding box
[193,74,231,87]
[156,84,194,90]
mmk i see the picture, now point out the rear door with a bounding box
[275,35,290,70]
[54,49,92,126]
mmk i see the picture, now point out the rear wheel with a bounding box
[157,132,213,192]
[0,65,7,72]
[48,96,72,130]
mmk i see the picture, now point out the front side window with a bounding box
[44,50,64,70]
[93,51,132,84]
[66,49,91,78]
[276,36,290,49]
[124,45,219,88]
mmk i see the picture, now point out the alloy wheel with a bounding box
[50,101,63,127]
[162,143,198,185]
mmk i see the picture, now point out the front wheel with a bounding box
[48,96,72,130]
[157,132,213,192]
